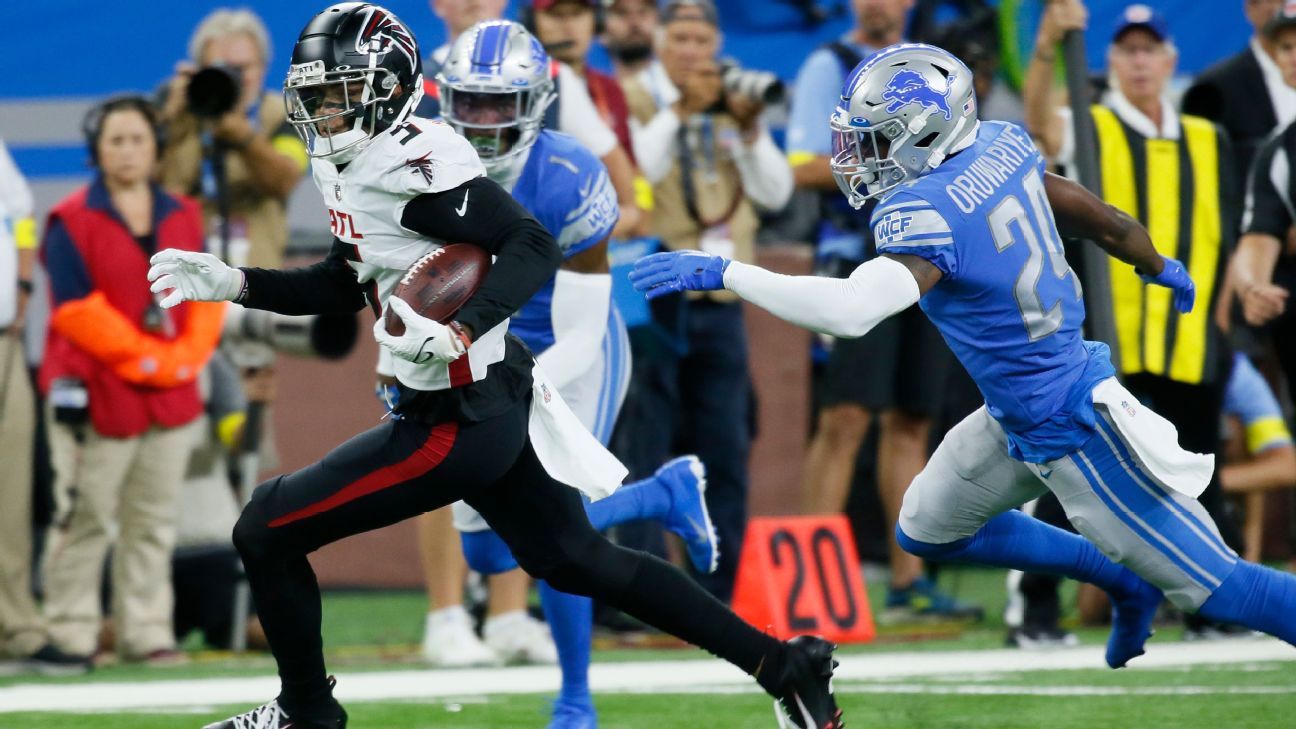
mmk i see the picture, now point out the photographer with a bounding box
[157,8,307,270]
[620,0,791,599]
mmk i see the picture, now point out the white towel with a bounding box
[1091,377,1215,498]
[527,363,627,501]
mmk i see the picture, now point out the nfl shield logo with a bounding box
[1121,400,1136,417]
[541,383,552,403]
[334,183,342,201]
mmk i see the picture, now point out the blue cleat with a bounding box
[546,696,597,729]
[1106,576,1163,668]
[657,456,720,575]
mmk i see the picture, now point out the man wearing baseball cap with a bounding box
[1025,1,1249,642]
[1184,0,1294,194]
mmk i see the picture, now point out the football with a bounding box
[384,243,491,335]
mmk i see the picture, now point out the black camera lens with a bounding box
[186,65,241,118]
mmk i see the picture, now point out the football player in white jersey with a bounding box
[147,5,842,729]
[404,21,718,729]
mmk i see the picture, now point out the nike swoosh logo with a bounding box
[1040,468,1053,480]
[455,191,469,217]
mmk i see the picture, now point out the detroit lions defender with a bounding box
[422,20,720,729]
[148,5,840,729]
[634,43,1296,668]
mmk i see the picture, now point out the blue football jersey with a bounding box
[871,121,1115,462]
[508,130,620,354]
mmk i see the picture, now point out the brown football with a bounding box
[384,244,491,336]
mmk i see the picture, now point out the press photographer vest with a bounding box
[1089,104,1237,386]
[622,75,758,304]
[158,92,296,269]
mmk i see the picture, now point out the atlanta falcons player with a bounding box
[146,4,842,729]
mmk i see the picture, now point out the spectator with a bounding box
[786,0,978,620]
[38,96,223,663]
[531,0,637,165]
[1182,0,1289,194]
[1234,7,1296,400]
[602,0,659,81]
[1026,2,1245,638]
[1219,353,1296,564]
[157,8,307,270]
[0,137,89,675]
[619,0,792,599]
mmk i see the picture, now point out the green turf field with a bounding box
[3,568,1294,728]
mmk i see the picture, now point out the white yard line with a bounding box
[1,639,1292,713]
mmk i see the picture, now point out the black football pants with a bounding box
[231,397,781,719]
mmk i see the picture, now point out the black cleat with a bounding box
[202,679,347,729]
[773,636,844,729]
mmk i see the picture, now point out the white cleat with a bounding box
[422,606,501,667]
[484,610,559,665]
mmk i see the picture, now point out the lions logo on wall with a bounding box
[882,69,952,121]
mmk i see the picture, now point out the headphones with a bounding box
[82,95,165,166]
[520,1,607,39]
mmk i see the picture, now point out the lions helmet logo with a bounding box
[357,8,416,66]
[882,68,952,121]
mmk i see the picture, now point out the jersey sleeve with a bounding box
[376,119,485,199]
[545,145,619,258]
[870,192,959,278]
[1241,131,1295,239]
[1224,354,1294,455]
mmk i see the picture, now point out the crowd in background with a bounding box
[3,0,1296,674]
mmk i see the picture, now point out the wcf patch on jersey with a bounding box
[874,213,913,245]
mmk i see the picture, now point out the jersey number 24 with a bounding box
[988,169,1082,341]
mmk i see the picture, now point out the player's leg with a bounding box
[221,406,529,727]
[802,328,880,514]
[882,311,982,619]
[417,507,497,667]
[1061,413,1296,647]
[895,407,1157,666]
[677,301,751,599]
[466,443,842,727]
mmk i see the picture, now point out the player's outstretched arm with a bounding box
[630,250,935,339]
[1045,171,1196,312]
[400,176,562,339]
[148,242,368,315]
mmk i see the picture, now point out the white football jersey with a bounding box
[310,116,508,392]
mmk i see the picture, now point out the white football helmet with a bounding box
[830,43,979,208]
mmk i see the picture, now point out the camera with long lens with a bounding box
[186,64,242,119]
[719,61,785,106]
[221,304,359,369]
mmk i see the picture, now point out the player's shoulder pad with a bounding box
[870,190,952,251]
[533,131,619,255]
[367,116,485,197]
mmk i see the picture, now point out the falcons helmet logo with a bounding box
[357,8,416,66]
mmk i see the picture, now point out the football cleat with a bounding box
[546,696,598,729]
[657,455,721,575]
[1105,577,1162,669]
[201,679,346,729]
[483,611,559,665]
[422,607,501,667]
[773,636,844,729]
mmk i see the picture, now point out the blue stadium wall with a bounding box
[0,0,1251,220]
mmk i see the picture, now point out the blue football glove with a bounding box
[1139,256,1195,313]
[629,251,730,300]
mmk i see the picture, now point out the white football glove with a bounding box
[147,249,244,309]
[373,297,471,365]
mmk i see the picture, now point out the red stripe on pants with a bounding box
[268,421,459,528]
[448,353,473,388]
